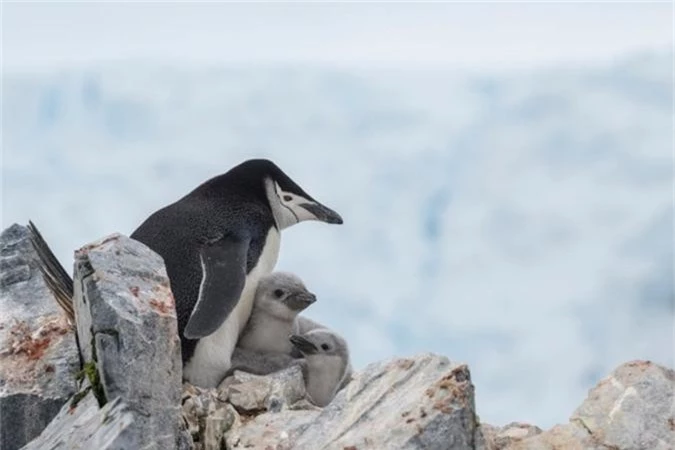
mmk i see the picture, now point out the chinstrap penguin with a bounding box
[289,328,352,407]
[28,159,343,388]
[129,159,343,387]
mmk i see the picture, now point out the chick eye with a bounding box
[274,289,284,298]
[321,344,330,351]
[283,195,293,202]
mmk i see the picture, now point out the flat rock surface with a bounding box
[0,224,79,450]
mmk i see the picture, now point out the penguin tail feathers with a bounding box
[27,220,76,326]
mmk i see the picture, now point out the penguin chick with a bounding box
[237,272,317,355]
[289,329,351,407]
[290,316,354,392]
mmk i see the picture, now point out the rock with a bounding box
[216,365,318,450]
[292,353,482,450]
[181,383,237,450]
[219,364,307,413]
[507,422,600,450]
[480,422,543,450]
[571,360,674,450]
[20,391,139,450]
[0,224,79,450]
[214,354,484,450]
[512,360,674,450]
[72,233,184,449]
[224,409,319,450]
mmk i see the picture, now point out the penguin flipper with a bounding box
[183,235,249,339]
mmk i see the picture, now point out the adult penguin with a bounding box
[30,159,343,388]
[131,159,343,387]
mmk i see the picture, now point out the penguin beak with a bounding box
[299,292,317,307]
[287,292,317,311]
[299,202,343,225]
[289,335,318,355]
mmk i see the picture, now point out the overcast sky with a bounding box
[2,2,672,72]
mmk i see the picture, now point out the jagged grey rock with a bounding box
[0,224,79,450]
[571,360,674,450]
[72,233,184,450]
[292,353,481,450]
[20,391,138,450]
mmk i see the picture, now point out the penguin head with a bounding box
[255,271,317,320]
[289,329,349,361]
[251,159,343,229]
[202,159,343,229]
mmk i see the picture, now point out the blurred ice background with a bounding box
[1,2,672,428]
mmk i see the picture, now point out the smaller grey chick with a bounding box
[291,316,353,392]
[289,328,351,407]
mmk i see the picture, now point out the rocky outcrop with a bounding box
[0,224,79,450]
[2,223,673,450]
[71,233,186,449]
[293,355,481,450]
[180,354,484,450]
[1,226,189,450]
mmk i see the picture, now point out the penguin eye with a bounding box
[321,343,330,351]
[283,195,292,202]
[274,289,284,298]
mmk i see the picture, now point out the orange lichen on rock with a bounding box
[3,316,69,361]
[149,298,174,315]
[0,314,73,388]
[147,282,176,316]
